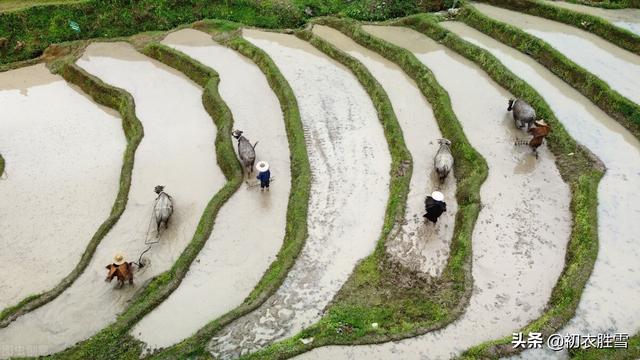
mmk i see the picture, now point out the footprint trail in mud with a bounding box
[0,64,124,311]
[297,25,572,360]
[130,29,291,351]
[0,42,224,357]
[439,21,640,360]
[206,29,391,359]
[312,25,458,277]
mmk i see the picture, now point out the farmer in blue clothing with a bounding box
[256,160,271,191]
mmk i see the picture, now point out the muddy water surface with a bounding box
[205,29,391,359]
[473,3,640,105]
[312,25,457,276]
[130,29,291,350]
[0,42,224,357]
[297,25,572,359]
[440,21,640,360]
[0,64,124,310]
[544,0,640,36]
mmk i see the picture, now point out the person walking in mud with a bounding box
[528,119,550,159]
[256,161,271,192]
[424,191,447,223]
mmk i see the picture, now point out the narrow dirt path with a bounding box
[473,3,640,105]
[297,25,572,359]
[0,64,124,310]
[129,29,291,351]
[440,21,640,360]
[0,42,225,357]
[206,29,391,359]
[312,25,457,276]
[543,0,640,36]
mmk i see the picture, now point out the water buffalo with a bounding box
[508,98,536,130]
[154,185,173,237]
[434,138,454,183]
[232,129,258,177]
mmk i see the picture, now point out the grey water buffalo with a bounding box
[434,138,454,183]
[232,129,259,177]
[508,98,536,130]
[154,185,173,237]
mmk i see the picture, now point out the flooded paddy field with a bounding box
[297,24,572,359]
[544,0,640,36]
[0,42,224,356]
[311,25,457,277]
[0,64,124,310]
[1,1,639,357]
[206,29,391,359]
[440,20,640,360]
[130,28,291,351]
[473,3,640,106]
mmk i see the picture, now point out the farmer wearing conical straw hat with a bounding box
[424,191,447,224]
[528,119,551,159]
[256,161,271,192]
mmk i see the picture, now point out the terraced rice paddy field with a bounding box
[0,1,639,359]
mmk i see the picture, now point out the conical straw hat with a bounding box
[113,251,126,265]
[431,191,444,202]
[256,161,269,172]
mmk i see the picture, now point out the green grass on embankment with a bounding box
[36,39,244,359]
[393,13,604,359]
[0,153,4,178]
[0,0,86,13]
[556,0,640,9]
[235,16,487,359]
[571,333,640,359]
[145,23,312,360]
[0,0,454,67]
[0,46,145,330]
[459,3,640,142]
[475,0,640,56]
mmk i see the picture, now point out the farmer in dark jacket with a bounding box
[256,160,271,191]
[424,191,446,223]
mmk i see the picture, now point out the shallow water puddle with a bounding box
[0,64,124,311]
[205,29,391,359]
[312,25,457,276]
[473,3,640,105]
[543,0,640,36]
[0,42,224,356]
[129,29,291,350]
[440,21,640,360]
[296,25,572,359]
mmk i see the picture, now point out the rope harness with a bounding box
[134,194,170,268]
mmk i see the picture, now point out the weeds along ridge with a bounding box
[146,25,312,359]
[44,41,244,359]
[0,56,144,330]
[459,3,640,141]
[396,13,604,359]
[233,17,486,359]
[473,0,640,55]
[0,0,454,66]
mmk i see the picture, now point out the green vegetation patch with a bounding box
[476,0,640,55]
[238,16,487,359]
[41,41,244,359]
[393,13,604,359]
[0,53,145,329]
[561,0,640,9]
[571,332,640,359]
[459,3,640,141]
[148,24,312,360]
[0,153,4,178]
[0,0,456,67]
